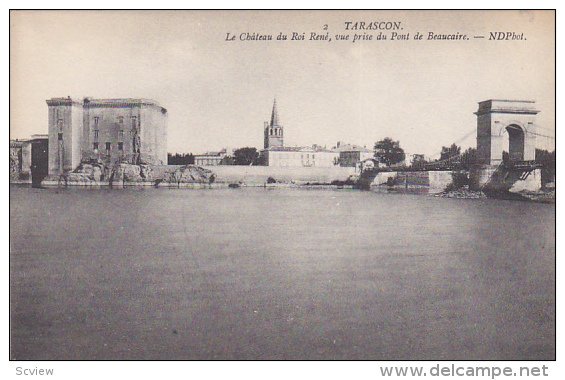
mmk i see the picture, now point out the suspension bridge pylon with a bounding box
[469,99,543,192]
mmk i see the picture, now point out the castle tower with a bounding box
[46,97,168,177]
[46,97,84,176]
[264,99,284,149]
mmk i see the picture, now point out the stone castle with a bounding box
[46,97,167,176]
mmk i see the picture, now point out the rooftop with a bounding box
[83,98,162,107]
[333,143,372,153]
[195,150,227,157]
[265,145,338,153]
[46,97,166,111]
[476,99,539,115]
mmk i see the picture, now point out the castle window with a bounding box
[105,142,111,151]
[94,130,99,140]
[118,116,124,124]
[118,142,123,151]
[58,133,63,141]
[131,116,137,127]
[93,117,99,126]
[93,142,99,150]
[119,130,124,140]
[57,119,64,131]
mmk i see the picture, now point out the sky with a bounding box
[10,10,555,158]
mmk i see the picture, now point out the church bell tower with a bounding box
[264,99,284,149]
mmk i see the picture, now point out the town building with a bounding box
[194,149,230,166]
[260,100,340,167]
[9,134,48,184]
[262,146,339,167]
[46,97,167,176]
[333,142,374,167]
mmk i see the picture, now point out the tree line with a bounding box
[168,140,555,180]
[168,148,262,166]
[372,137,554,175]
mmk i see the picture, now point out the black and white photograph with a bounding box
[7,7,556,368]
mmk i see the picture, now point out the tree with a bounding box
[536,149,556,186]
[460,147,477,170]
[374,138,405,166]
[440,143,461,161]
[168,153,194,165]
[253,153,267,166]
[410,154,427,169]
[233,147,259,166]
[219,155,235,165]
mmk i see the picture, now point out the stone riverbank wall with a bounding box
[366,168,543,194]
[369,170,455,193]
[201,165,357,185]
[39,164,358,187]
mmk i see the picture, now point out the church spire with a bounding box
[270,98,280,127]
[264,98,284,149]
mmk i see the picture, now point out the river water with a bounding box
[9,186,555,360]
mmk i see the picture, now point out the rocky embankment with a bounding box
[434,187,487,199]
[63,161,106,184]
[435,185,555,203]
[60,162,215,186]
[153,165,216,186]
[517,190,555,204]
